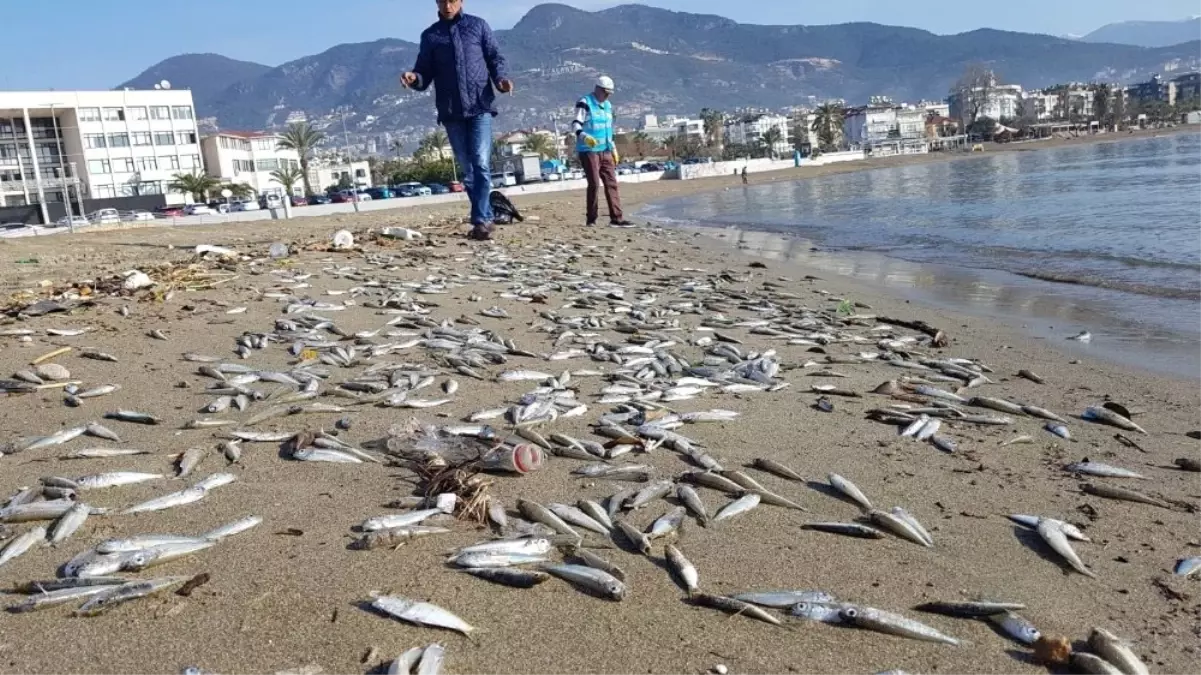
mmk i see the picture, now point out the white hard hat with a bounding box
[597,76,614,91]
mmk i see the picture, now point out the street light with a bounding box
[44,103,75,233]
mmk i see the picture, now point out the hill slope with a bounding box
[118,53,272,106]
[120,4,1201,134]
[1081,18,1200,48]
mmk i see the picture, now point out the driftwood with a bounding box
[876,316,948,347]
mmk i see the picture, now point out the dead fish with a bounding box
[914,600,1026,617]
[1045,423,1072,440]
[1021,405,1067,423]
[840,605,960,646]
[828,473,873,512]
[647,506,687,539]
[1017,369,1044,384]
[1174,457,1201,472]
[614,520,652,555]
[541,563,626,601]
[516,499,581,539]
[625,479,674,510]
[802,522,884,539]
[1082,406,1146,435]
[75,576,189,616]
[81,350,119,362]
[867,509,930,547]
[1001,435,1034,447]
[664,543,699,595]
[676,485,710,527]
[369,595,474,635]
[176,447,206,479]
[104,410,160,425]
[1065,459,1145,479]
[1071,653,1124,675]
[1081,483,1172,509]
[690,593,782,626]
[753,458,805,481]
[713,493,760,522]
[1088,628,1149,675]
[987,611,1042,646]
[352,526,451,550]
[560,544,626,582]
[970,396,1025,416]
[459,567,550,588]
[1036,518,1096,578]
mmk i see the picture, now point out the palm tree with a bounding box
[416,130,450,162]
[270,166,305,197]
[168,172,220,202]
[276,122,325,196]
[521,133,557,159]
[220,183,255,200]
[761,126,783,158]
[662,136,679,159]
[811,103,845,152]
[699,108,724,149]
[389,139,405,157]
[631,131,651,158]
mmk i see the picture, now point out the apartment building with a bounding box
[200,131,302,197]
[947,81,1025,123]
[724,114,791,155]
[844,105,926,145]
[0,89,201,222]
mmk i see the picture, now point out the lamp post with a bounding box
[44,102,73,233]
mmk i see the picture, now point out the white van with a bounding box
[490,171,516,187]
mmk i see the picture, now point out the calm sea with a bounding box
[641,133,1201,377]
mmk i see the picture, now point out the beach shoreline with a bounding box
[0,125,1197,675]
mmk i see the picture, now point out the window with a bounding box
[175,131,196,145]
[153,132,174,146]
[84,133,106,149]
[138,157,157,172]
[355,168,366,178]
[150,106,170,120]
[255,158,279,171]
[115,158,136,173]
[161,155,180,170]
[102,108,124,121]
[238,160,255,173]
[128,106,148,121]
[139,181,163,195]
[182,154,202,170]
[78,107,101,122]
[171,106,194,120]
[88,159,111,175]
[108,133,130,148]
[92,185,115,199]
[118,184,137,197]
[35,143,59,164]
[132,132,152,146]
[254,138,275,151]
[45,191,64,203]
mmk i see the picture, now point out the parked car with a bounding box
[184,204,213,216]
[540,172,561,182]
[616,164,636,175]
[291,196,308,207]
[155,205,185,217]
[260,193,284,209]
[426,183,450,195]
[394,182,431,197]
[231,200,261,212]
[448,181,464,193]
[91,208,121,224]
[54,215,90,227]
[366,186,394,200]
[127,210,155,221]
[0,222,47,238]
[306,194,331,205]
[641,162,663,172]
[491,171,517,187]
[568,169,584,180]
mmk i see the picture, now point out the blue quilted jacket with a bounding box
[411,13,509,124]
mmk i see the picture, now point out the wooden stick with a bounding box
[31,346,71,365]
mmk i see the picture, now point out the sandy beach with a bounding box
[0,129,1198,675]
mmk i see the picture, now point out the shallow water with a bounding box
[642,133,1201,378]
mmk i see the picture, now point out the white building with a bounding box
[724,114,790,155]
[947,81,1025,123]
[1026,86,1095,121]
[200,131,302,198]
[309,160,372,193]
[0,89,202,221]
[636,115,705,143]
[844,105,926,145]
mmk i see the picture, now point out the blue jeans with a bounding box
[444,114,493,226]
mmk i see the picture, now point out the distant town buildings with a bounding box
[0,89,201,221]
[723,114,791,156]
[200,130,302,198]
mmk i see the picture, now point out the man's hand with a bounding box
[580,134,598,148]
[496,79,514,94]
[612,150,620,164]
[400,72,418,88]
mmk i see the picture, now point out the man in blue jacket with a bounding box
[402,0,513,240]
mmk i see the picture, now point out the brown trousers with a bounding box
[579,151,623,223]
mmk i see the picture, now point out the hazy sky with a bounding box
[4,0,1197,90]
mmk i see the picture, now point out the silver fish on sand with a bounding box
[0,526,47,567]
[459,567,550,588]
[690,593,782,626]
[1088,627,1149,675]
[47,503,90,545]
[1065,459,1145,479]
[735,590,838,608]
[986,611,1042,645]
[1036,518,1096,578]
[76,576,189,616]
[914,599,1025,617]
[1174,556,1201,577]
[828,473,873,512]
[370,594,475,635]
[712,493,760,523]
[664,544,699,595]
[541,563,627,601]
[8,584,117,613]
[840,605,960,645]
[802,522,884,539]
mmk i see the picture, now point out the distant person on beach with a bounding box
[741,166,748,184]
[572,75,634,227]
[401,0,513,241]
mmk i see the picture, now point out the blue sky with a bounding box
[4,0,1197,91]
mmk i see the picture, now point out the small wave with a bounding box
[1012,270,1201,300]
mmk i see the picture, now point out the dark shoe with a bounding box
[609,219,635,228]
[468,225,492,241]
[585,221,596,227]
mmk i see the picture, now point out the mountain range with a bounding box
[1080,17,1201,48]
[118,3,1201,136]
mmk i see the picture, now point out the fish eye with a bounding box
[842,607,858,618]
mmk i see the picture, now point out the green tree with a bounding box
[276,122,325,196]
[416,130,450,163]
[521,133,557,159]
[630,131,652,158]
[811,103,845,152]
[699,108,725,149]
[219,182,255,200]
[167,172,220,202]
[270,166,305,196]
[761,126,783,158]
[389,139,405,157]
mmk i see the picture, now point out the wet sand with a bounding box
[0,129,1198,675]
